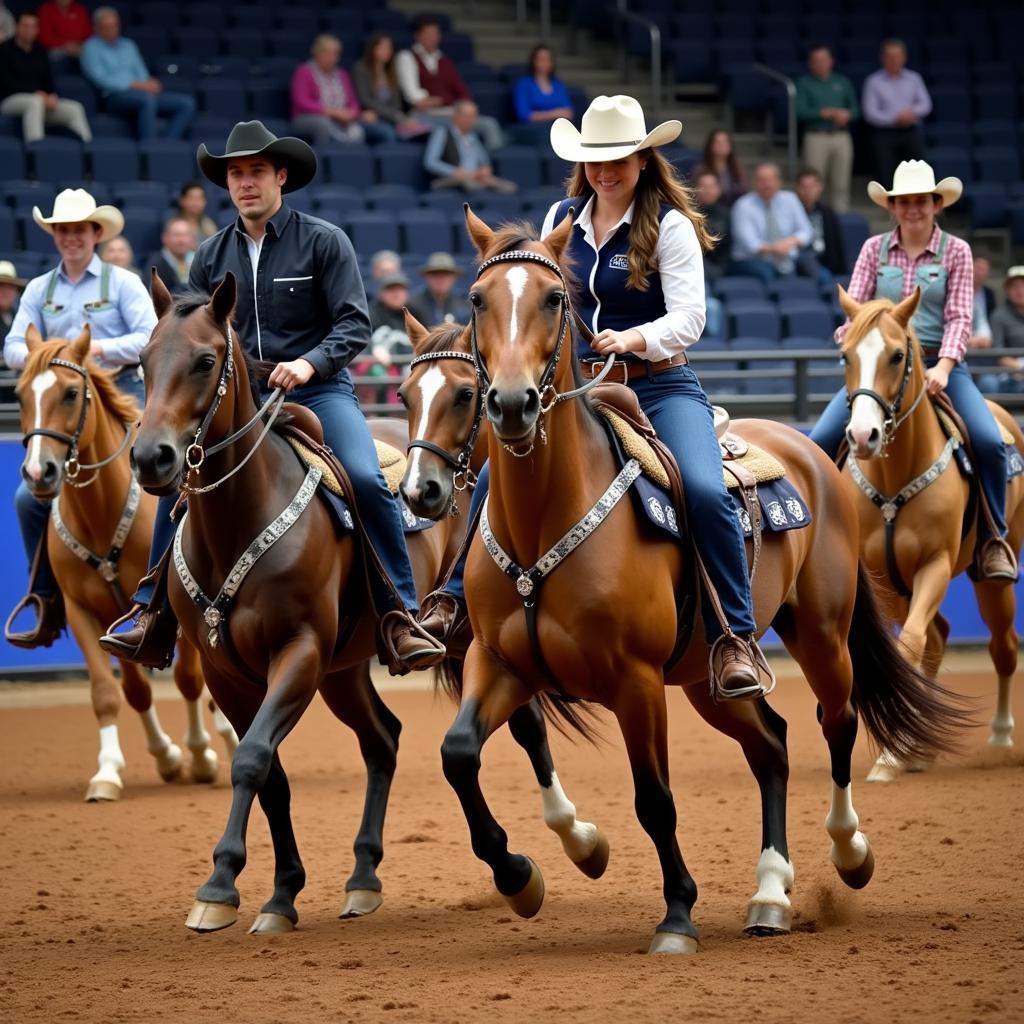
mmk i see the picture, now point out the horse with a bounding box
[132,272,604,935]
[13,325,236,803]
[838,288,1024,781]
[414,210,967,956]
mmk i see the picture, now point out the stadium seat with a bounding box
[321,145,374,189]
[926,145,972,185]
[223,30,267,59]
[89,114,134,139]
[120,207,162,256]
[268,31,312,61]
[312,186,365,217]
[779,301,835,340]
[714,277,766,302]
[492,147,543,192]
[134,3,180,31]
[344,212,400,254]
[973,86,1017,121]
[114,182,171,217]
[727,303,781,341]
[86,140,141,182]
[173,28,221,59]
[399,209,455,254]
[837,213,870,273]
[0,139,25,182]
[181,6,227,31]
[53,75,97,117]
[969,183,1010,229]
[28,139,84,183]
[0,207,14,251]
[373,145,428,191]
[471,195,523,223]
[20,213,58,253]
[974,145,1020,184]
[140,141,199,186]
[365,184,418,215]
[200,82,248,121]
[766,278,819,302]
[247,81,290,121]
[3,180,53,213]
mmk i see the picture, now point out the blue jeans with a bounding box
[134,374,419,613]
[105,89,195,140]
[811,359,1008,541]
[447,365,757,642]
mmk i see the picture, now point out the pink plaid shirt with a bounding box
[836,226,974,362]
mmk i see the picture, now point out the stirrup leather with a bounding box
[708,633,776,703]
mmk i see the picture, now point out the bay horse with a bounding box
[423,210,967,955]
[133,272,602,935]
[838,287,1024,781]
[14,325,235,803]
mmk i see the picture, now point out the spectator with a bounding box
[0,260,26,353]
[37,0,90,59]
[730,162,822,285]
[795,168,848,276]
[0,11,92,143]
[395,15,503,151]
[176,182,219,243]
[796,43,858,213]
[148,216,198,295]
[969,254,996,350]
[408,252,469,326]
[695,129,747,205]
[363,271,413,406]
[424,100,516,194]
[694,170,730,279]
[353,33,432,141]
[862,38,931,180]
[291,34,391,146]
[369,249,403,286]
[101,235,141,277]
[981,266,1024,393]
[81,7,195,141]
[512,45,574,145]
[0,4,13,44]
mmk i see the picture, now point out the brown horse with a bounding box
[133,273,601,935]
[838,288,1024,780]
[14,326,234,802]
[422,210,967,955]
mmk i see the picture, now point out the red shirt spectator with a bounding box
[38,0,91,57]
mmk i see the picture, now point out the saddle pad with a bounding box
[934,408,1024,480]
[937,407,1015,448]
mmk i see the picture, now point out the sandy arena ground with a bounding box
[1,653,1022,1024]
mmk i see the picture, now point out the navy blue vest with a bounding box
[553,197,670,363]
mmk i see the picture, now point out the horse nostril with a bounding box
[486,388,502,419]
[154,443,178,475]
[129,447,138,472]
[523,388,540,417]
[868,427,880,445]
[422,477,441,505]
[40,460,59,484]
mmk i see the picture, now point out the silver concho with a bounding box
[767,501,787,527]
[98,560,118,582]
[737,507,752,533]
[881,502,898,522]
[204,607,222,629]
[784,497,805,522]
[401,504,418,528]
[665,506,677,532]
[516,574,534,597]
[647,496,666,524]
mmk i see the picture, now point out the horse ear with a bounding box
[836,284,861,322]
[403,307,430,349]
[464,204,494,258]
[208,272,237,326]
[541,206,574,265]
[70,324,91,362]
[151,268,173,319]
[25,323,44,351]
[891,286,922,328]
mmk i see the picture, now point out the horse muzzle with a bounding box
[400,464,453,521]
[20,454,62,500]
[131,435,184,495]
[485,383,541,446]
[845,424,883,461]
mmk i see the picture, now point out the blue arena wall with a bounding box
[0,435,1020,674]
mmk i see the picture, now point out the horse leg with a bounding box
[170,638,220,782]
[922,612,950,680]
[683,686,792,934]
[207,690,240,758]
[319,661,401,919]
[119,659,183,783]
[974,579,1018,747]
[186,642,321,933]
[507,700,609,879]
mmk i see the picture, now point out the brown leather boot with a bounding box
[975,538,1018,583]
[379,609,446,676]
[99,603,178,669]
[709,634,776,702]
[417,591,471,659]
[4,592,66,650]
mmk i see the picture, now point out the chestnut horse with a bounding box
[422,211,966,956]
[14,326,235,802]
[838,288,1024,781]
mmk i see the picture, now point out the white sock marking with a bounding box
[405,364,446,496]
[541,771,598,862]
[184,699,211,752]
[89,723,125,788]
[505,265,529,346]
[825,782,870,869]
[749,846,795,907]
[848,328,886,442]
[25,369,57,478]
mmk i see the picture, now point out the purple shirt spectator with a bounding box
[862,67,932,127]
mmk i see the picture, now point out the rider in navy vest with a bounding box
[419,95,773,700]
[811,160,1017,581]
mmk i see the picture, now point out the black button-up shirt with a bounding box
[0,39,56,99]
[188,202,370,381]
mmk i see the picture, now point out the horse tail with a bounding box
[848,564,973,760]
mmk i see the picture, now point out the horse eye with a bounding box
[454,386,475,407]
[547,291,564,308]
[890,350,904,365]
[469,291,483,309]
[195,354,217,373]
[63,387,79,403]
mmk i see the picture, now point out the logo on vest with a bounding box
[608,254,629,271]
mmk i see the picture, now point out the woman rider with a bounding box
[811,159,1017,581]
[420,94,773,700]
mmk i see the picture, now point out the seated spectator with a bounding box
[425,100,516,195]
[0,260,26,353]
[362,271,413,406]
[0,11,92,143]
[969,254,996,351]
[353,33,432,141]
[37,0,90,59]
[291,34,391,146]
[395,15,503,151]
[730,162,824,285]
[979,266,1024,394]
[101,235,141,277]
[408,252,469,326]
[794,168,847,276]
[176,182,219,243]
[862,38,931,180]
[695,129,747,205]
[0,4,13,44]
[148,216,198,295]
[81,7,195,141]
[694,170,730,279]
[512,45,574,145]
[796,44,858,213]
[369,249,403,287]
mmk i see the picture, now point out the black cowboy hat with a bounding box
[196,120,317,194]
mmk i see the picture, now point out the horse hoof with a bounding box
[865,761,900,784]
[648,931,699,955]
[248,912,294,934]
[572,829,610,880]
[190,748,219,784]
[987,732,1013,749]
[503,858,544,919]
[84,779,122,802]
[339,889,383,919]
[835,845,875,891]
[904,756,934,773]
[744,902,793,935]
[185,900,238,933]
[156,744,184,783]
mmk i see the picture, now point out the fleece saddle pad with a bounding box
[935,407,1024,481]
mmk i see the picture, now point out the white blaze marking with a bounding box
[405,364,447,496]
[25,369,57,477]
[848,327,886,440]
[505,265,529,345]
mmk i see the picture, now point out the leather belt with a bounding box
[580,352,688,382]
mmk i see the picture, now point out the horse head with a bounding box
[839,285,923,459]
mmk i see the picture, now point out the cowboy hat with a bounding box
[32,188,124,243]
[0,260,26,289]
[419,252,459,276]
[197,120,317,194]
[550,94,681,163]
[867,159,962,209]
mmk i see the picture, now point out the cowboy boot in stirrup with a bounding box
[709,633,777,703]
[974,537,1019,583]
[379,609,447,676]
[417,590,471,659]
[4,536,66,649]
[99,552,178,668]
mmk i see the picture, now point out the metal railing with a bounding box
[751,63,798,181]
[514,0,553,41]
[613,1,662,111]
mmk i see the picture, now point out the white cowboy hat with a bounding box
[32,188,124,243]
[550,94,681,163]
[867,159,962,209]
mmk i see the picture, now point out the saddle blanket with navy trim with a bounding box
[952,445,1024,481]
[316,487,434,536]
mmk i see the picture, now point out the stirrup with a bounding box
[4,593,64,649]
[379,609,446,676]
[974,536,1019,582]
[708,633,776,703]
[99,602,177,669]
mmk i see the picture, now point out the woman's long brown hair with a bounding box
[360,32,399,92]
[564,149,716,292]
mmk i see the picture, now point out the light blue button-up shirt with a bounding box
[424,124,491,178]
[80,35,149,94]
[730,189,814,263]
[4,255,156,371]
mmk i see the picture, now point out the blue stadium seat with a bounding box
[837,213,870,272]
[472,83,512,123]
[86,139,140,182]
[373,144,427,190]
[522,186,565,211]
[973,120,1018,146]
[153,53,201,82]
[973,86,1017,121]
[967,184,1009,230]
[492,146,543,191]
[472,194,523,224]
[129,27,167,63]
[727,303,781,341]
[223,30,267,58]
[539,151,567,189]
[114,182,171,216]
[19,213,58,254]
[229,8,273,30]
[247,81,290,121]
[28,139,84,184]
[0,207,14,251]
[399,210,455,254]
[188,116,235,144]
[672,43,716,85]
[200,82,248,120]
[200,55,250,80]
[443,31,474,64]
[3,180,53,212]
[731,336,791,394]
[365,184,418,214]
[181,6,227,31]
[714,276,766,302]
[89,114,134,139]
[345,212,400,254]
[53,75,97,118]
[928,86,971,124]
[134,3,180,31]
[779,301,834,339]
[0,139,25,182]
[279,9,318,36]
[365,10,411,34]
[140,141,198,186]
[926,145,972,185]
[268,31,312,61]
[0,250,48,278]
[660,146,701,181]
[766,278,819,302]
[321,145,374,189]
[974,145,1020,184]
[418,190,470,214]
[925,123,971,150]
[284,188,316,214]
[173,28,221,59]
[312,186,365,217]
[1010,200,1024,245]
[120,207,162,257]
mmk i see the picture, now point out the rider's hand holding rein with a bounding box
[268,357,316,391]
[925,357,955,396]
[591,328,646,355]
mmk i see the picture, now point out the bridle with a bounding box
[21,357,133,489]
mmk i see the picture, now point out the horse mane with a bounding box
[19,339,139,426]
[419,321,470,354]
[841,297,923,362]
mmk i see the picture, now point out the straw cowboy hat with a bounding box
[867,159,962,209]
[550,94,681,163]
[32,188,124,243]
[0,260,26,289]
[197,120,317,194]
